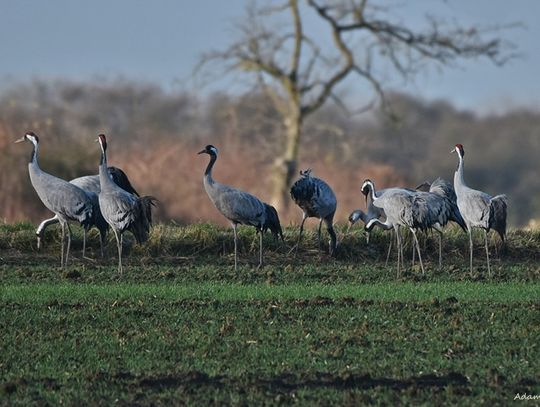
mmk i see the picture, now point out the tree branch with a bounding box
[289,0,302,81]
[303,0,356,116]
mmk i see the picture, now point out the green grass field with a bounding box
[1,223,539,405]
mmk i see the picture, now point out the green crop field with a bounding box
[1,223,539,405]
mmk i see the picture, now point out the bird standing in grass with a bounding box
[362,179,425,276]
[452,144,507,276]
[35,166,139,258]
[15,132,94,267]
[198,144,283,270]
[290,169,337,256]
[351,185,396,265]
[97,134,156,274]
[411,178,467,269]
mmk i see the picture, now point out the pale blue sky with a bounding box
[1,0,538,113]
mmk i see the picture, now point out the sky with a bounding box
[1,0,539,113]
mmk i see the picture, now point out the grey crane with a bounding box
[406,178,467,269]
[360,179,466,270]
[35,166,139,258]
[97,134,156,274]
[452,144,507,276]
[362,179,425,276]
[290,169,337,256]
[348,185,388,240]
[15,132,94,267]
[198,144,283,270]
[351,186,401,267]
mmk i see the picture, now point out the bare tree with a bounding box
[198,0,517,210]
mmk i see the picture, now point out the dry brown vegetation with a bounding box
[1,80,539,227]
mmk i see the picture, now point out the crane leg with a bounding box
[257,229,263,269]
[60,221,65,268]
[82,228,87,259]
[99,228,107,258]
[410,228,425,274]
[412,235,416,267]
[399,228,405,274]
[385,229,393,267]
[395,226,401,278]
[120,234,123,272]
[290,215,307,257]
[113,230,123,275]
[325,218,337,257]
[65,223,72,267]
[438,230,443,270]
[484,229,491,277]
[317,219,323,252]
[232,223,238,271]
[99,232,104,258]
[468,228,474,277]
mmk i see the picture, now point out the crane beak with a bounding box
[14,136,26,143]
[197,149,206,155]
[450,148,456,154]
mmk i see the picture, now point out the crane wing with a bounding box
[213,187,266,227]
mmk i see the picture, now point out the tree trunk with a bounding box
[270,107,302,212]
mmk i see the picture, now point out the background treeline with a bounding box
[1,79,538,227]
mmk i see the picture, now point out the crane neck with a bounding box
[357,210,368,224]
[454,152,466,187]
[98,146,115,189]
[366,188,375,205]
[204,153,217,184]
[366,182,376,203]
[29,139,39,166]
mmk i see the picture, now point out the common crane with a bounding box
[348,187,393,263]
[97,134,156,274]
[290,169,337,256]
[35,167,139,257]
[362,179,425,276]
[407,178,466,269]
[15,132,94,267]
[349,183,388,241]
[198,144,283,270]
[452,144,507,276]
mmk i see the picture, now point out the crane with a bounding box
[362,179,425,276]
[198,144,283,270]
[452,144,507,276]
[348,186,392,263]
[348,184,387,241]
[359,178,466,270]
[406,178,466,269]
[15,132,94,267]
[35,166,139,258]
[96,134,156,274]
[290,169,337,256]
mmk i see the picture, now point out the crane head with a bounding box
[15,132,39,144]
[96,134,107,151]
[360,179,373,196]
[451,144,464,157]
[348,210,364,227]
[198,145,218,156]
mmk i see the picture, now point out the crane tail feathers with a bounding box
[129,196,157,244]
[263,203,284,241]
[490,195,507,242]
